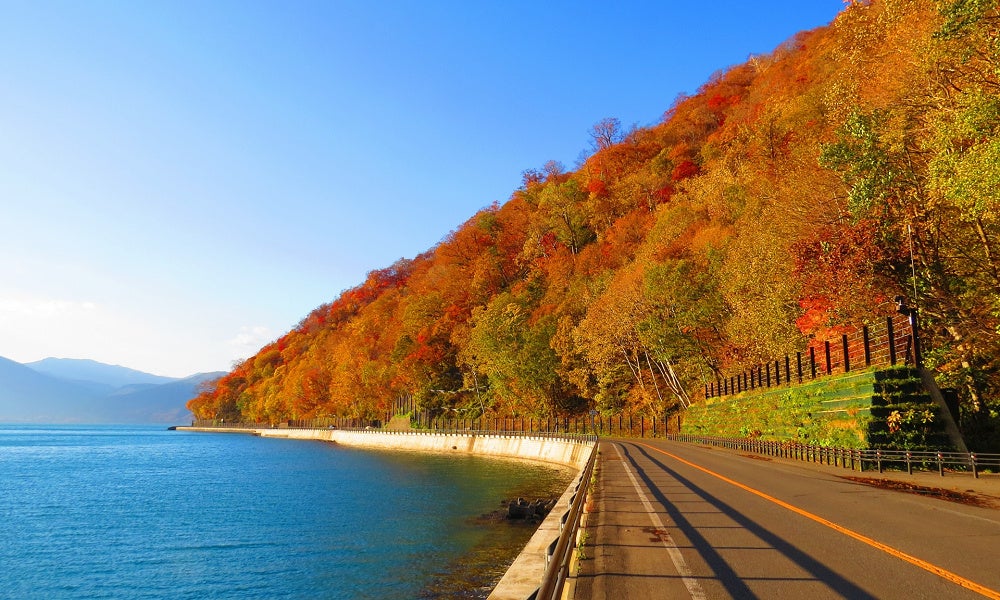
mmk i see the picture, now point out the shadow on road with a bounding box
[621,442,878,600]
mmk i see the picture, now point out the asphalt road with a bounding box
[573,439,1000,600]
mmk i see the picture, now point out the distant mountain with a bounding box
[0,356,224,424]
[26,357,178,388]
[0,356,101,423]
[92,373,223,424]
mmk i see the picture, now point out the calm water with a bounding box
[0,425,572,599]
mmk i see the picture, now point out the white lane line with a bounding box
[613,443,706,600]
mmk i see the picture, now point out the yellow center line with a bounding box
[635,441,1000,600]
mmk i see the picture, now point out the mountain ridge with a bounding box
[26,357,180,388]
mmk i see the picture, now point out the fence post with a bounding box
[785,355,791,384]
[887,316,897,366]
[775,360,781,385]
[863,326,872,367]
[810,348,817,379]
[797,352,803,383]
[825,341,832,375]
[766,363,772,387]
[842,334,850,373]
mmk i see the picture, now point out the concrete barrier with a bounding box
[177,426,595,598]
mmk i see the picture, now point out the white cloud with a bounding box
[227,325,273,351]
[0,297,98,319]
[0,290,284,377]
[0,293,116,366]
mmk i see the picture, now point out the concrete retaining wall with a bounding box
[180,427,591,468]
[178,426,595,598]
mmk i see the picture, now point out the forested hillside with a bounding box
[189,0,1000,449]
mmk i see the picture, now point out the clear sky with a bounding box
[0,1,846,378]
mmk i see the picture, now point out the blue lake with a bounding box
[0,425,572,599]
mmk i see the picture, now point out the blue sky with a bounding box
[0,1,846,377]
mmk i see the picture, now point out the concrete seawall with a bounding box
[178,426,595,598]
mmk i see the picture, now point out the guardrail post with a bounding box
[906,451,913,475]
[877,449,883,473]
[937,452,944,476]
[971,453,978,479]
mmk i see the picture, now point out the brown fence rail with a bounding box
[706,313,919,400]
[191,413,682,438]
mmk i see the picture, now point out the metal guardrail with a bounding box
[665,434,1000,478]
[529,442,598,600]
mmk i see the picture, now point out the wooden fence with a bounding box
[705,312,920,400]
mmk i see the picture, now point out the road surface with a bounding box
[573,439,1000,599]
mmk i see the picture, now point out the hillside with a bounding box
[188,0,1000,450]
